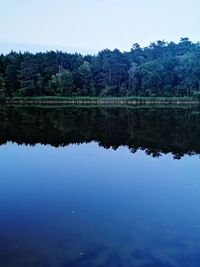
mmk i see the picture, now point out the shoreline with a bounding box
[5,100,200,105]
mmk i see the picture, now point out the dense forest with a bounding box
[1,38,200,98]
[1,106,200,158]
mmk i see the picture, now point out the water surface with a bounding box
[1,106,200,267]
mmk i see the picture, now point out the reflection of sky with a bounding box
[0,142,200,266]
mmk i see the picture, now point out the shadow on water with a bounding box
[0,105,200,158]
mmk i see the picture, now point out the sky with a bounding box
[0,0,200,54]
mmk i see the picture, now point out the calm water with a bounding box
[1,106,200,267]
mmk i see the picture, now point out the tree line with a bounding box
[1,38,200,98]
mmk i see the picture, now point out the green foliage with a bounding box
[1,38,200,98]
[0,75,6,96]
[77,61,92,95]
[48,70,74,96]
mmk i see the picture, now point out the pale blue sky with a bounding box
[0,0,199,54]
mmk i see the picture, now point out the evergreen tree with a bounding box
[48,70,74,96]
[0,38,200,98]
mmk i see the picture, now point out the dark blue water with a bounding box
[1,106,200,267]
[1,140,200,267]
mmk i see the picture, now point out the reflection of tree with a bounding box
[0,106,200,159]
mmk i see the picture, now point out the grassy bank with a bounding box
[4,96,200,105]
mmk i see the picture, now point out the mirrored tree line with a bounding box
[1,106,200,159]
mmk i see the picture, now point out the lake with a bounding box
[1,105,200,267]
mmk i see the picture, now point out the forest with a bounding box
[1,38,200,98]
